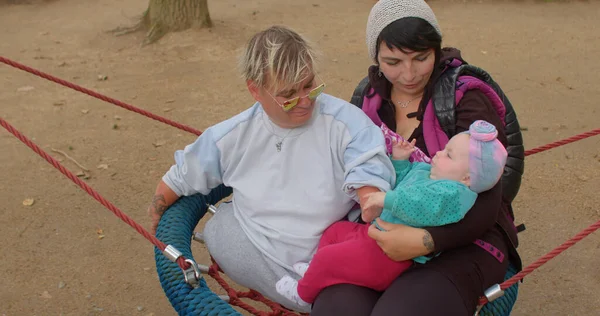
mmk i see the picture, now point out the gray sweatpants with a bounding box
[203,202,311,313]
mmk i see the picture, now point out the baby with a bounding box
[275,120,508,306]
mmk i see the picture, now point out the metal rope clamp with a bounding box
[182,259,210,287]
[483,284,505,302]
[163,245,209,288]
[206,203,219,215]
[182,259,202,288]
[473,284,505,315]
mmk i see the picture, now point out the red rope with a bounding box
[524,128,600,156]
[0,56,203,137]
[3,55,599,157]
[208,259,307,316]
[479,218,600,306]
[4,55,600,313]
[474,128,600,306]
[0,116,190,271]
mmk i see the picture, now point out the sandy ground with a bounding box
[1,0,599,315]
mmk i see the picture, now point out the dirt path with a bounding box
[1,0,599,315]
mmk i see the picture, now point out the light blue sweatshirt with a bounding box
[162,93,395,269]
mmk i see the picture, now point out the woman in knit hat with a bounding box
[310,1,523,315]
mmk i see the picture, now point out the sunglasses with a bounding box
[267,81,326,112]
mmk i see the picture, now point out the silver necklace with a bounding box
[275,129,294,152]
[395,95,421,108]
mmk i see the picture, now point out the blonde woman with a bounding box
[147,25,395,312]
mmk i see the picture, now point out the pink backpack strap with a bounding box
[422,99,449,156]
[456,76,506,126]
[423,75,508,155]
[361,88,383,127]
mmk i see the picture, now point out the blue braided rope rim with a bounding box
[154,184,242,316]
[154,184,518,315]
[479,264,520,316]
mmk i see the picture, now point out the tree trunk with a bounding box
[143,0,212,44]
[112,0,212,45]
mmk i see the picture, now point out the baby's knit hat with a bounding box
[366,0,442,61]
[464,120,508,193]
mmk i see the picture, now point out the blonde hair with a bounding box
[239,25,319,91]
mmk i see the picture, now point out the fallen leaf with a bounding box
[114,115,122,120]
[40,291,52,299]
[481,50,488,55]
[17,86,35,92]
[165,99,175,104]
[163,107,173,112]
[81,109,89,114]
[96,228,103,235]
[97,164,109,170]
[57,62,68,67]
[152,141,166,148]
[22,198,35,206]
[97,75,108,81]
[76,171,91,179]
[98,235,105,240]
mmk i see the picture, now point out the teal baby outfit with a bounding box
[378,159,477,263]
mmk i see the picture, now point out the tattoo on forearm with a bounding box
[423,231,435,252]
[151,194,168,215]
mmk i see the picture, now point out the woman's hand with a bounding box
[367,218,435,261]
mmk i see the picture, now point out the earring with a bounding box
[378,69,383,77]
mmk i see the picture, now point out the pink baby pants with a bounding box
[297,221,413,303]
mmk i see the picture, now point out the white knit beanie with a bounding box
[366,0,442,61]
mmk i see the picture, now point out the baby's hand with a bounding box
[391,139,416,160]
[361,192,385,222]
